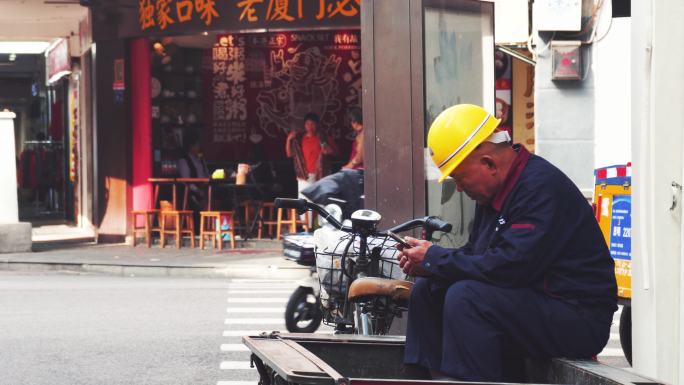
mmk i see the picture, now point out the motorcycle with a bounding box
[279,198,452,335]
[282,232,323,333]
[283,169,364,333]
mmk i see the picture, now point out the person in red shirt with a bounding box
[285,113,334,200]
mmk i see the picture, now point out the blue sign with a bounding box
[610,195,631,260]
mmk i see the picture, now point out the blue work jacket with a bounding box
[423,145,618,313]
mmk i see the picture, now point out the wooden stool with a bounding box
[199,211,236,250]
[276,208,311,240]
[130,209,160,247]
[239,200,256,226]
[160,210,195,249]
[259,202,277,239]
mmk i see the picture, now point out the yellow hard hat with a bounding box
[427,104,502,183]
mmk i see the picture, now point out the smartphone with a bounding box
[386,230,411,249]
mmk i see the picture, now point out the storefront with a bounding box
[87,0,513,243]
[5,37,83,226]
[91,1,362,241]
[85,0,529,245]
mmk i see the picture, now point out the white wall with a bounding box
[536,4,633,194]
[535,42,596,197]
[593,17,631,168]
[631,0,684,383]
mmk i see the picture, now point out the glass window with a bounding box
[423,1,494,247]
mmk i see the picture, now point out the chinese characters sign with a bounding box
[138,0,360,34]
[211,35,248,144]
[203,29,361,162]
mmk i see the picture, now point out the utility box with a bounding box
[533,0,582,31]
[551,40,582,80]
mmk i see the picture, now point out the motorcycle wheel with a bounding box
[285,287,323,333]
[619,305,632,366]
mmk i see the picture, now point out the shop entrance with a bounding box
[144,30,362,213]
[0,51,75,224]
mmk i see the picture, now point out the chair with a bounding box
[259,202,277,239]
[130,209,160,247]
[276,207,312,240]
[239,200,258,229]
[160,208,195,249]
[199,211,236,250]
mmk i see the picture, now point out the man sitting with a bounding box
[398,104,617,382]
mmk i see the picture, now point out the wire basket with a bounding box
[313,228,406,298]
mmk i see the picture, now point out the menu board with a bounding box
[204,29,361,162]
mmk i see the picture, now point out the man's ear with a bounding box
[480,155,497,172]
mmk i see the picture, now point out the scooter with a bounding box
[282,231,323,333]
[283,169,363,333]
[283,198,350,333]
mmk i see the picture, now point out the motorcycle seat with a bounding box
[347,277,413,304]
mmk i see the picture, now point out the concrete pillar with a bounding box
[130,38,153,226]
[0,110,32,252]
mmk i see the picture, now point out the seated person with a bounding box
[177,130,209,216]
[398,104,617,382]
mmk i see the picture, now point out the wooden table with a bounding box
[175,177,211,211]
[209,181,268,238]
[148,177,267,239]
[149,178,178,209]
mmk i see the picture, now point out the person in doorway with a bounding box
[177,130,209,219]
[342,107,364,170]
[398,104,618,382]
[285,113,335,199]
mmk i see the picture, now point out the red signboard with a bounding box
[47,38,71,84]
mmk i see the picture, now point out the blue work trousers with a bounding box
[404,278,612,382]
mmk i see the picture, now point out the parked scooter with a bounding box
[278,198,452,335]
[283,169,363,333]
[282,232,322,333]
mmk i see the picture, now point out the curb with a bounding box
[0,261,310,279]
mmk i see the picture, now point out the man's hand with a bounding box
[397,237,433,277]
[287,131,297,141]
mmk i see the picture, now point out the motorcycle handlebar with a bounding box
[273,197,452,239]
[274,198,349,231]
[425,217,453,233]
[274,198,308,213]
[382,216,452,237]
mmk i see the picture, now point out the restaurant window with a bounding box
[423,0,494,247]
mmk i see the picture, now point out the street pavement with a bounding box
[0,264,629,385]
[0,270,310,385]
[218,279,334,385]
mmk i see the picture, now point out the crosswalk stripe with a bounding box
[228,282,296,286]
[228,290,292,294]
[217,381,258,385]
[227,284,296,288]
[228,298,287,303]
[220,344,250,352]
[220,361,253,370]
[227,307,285,313]
[229,279,295,283]
[223,330,273,337]
[598,348,625,357]
[225,318,284,325]
[222,329,334,337]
